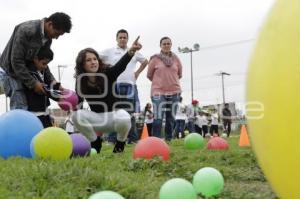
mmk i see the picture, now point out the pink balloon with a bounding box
[58,89,78,111]
[133,137,170,161]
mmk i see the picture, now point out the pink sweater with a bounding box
[147,55,182,96]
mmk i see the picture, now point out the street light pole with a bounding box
[178,43,200,102]
[216,71,230,104]
[57,65,68,82]
[190,51,194,100]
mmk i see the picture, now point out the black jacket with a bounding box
[23,63,59,112]
[76,52,133,113]
[0,19,55,89]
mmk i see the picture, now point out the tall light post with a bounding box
[178,43,200,101]
[216,71,230,104]
[57,65,68,82]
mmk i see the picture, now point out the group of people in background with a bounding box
[0,12,232,154]
[141,100,232,140]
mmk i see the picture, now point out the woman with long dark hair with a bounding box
[72,37,142,153]
[143,102,153,136]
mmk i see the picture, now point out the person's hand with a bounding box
[58,84,65,91]
[128,36,142,55]
[33,81,46,95]
[51,80,65,91]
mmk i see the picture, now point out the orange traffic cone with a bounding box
[239,124,250,147]
[140,124,149,140]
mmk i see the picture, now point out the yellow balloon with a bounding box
[247,1,300,198]
[33,127,72,160]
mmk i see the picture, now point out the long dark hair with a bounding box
[74,48,106,94]
[144,103,153,115]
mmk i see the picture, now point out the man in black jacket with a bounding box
[0,12,72,110]
[222,103,232,137]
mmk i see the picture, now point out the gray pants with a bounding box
[71,109,131,142]
[0,68,28,110]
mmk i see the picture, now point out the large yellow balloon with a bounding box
[247,1,300,198]
[33,127,72,160]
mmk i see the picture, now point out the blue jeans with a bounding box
[175,119,185,138]
[115,83,140,143]
[151,94,180,141]
[115,83,140,113]
[106,132,117,144]
[187,119,195,133]
[0,69,27,110]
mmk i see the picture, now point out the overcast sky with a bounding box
[0,0,275,114]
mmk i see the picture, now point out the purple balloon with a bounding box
[70,134,91,157]
[58,89,78,111]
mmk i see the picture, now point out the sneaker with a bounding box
[91,137,103,153]
[113,140,125,153]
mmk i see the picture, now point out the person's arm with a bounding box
[106,52,134,80]
[43,66,64,92]
[75,81,84,110]
[44,67,56,85]
[147,57,155,81]
[177,57,183,79]
[42,71,59,101]
[134,55,148,79]
[77,95,84,110]
[10,27,37,89]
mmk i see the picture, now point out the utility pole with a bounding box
[216,71,230,104]
[57,65,68,82]
[178,43,200,102]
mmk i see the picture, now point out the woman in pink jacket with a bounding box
[147,36,182,141]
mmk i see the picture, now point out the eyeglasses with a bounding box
[162,43,171,46]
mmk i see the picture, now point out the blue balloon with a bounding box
[0,110,43,159]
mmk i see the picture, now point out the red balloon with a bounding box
[207,137,229,150]
[133,137,170,161]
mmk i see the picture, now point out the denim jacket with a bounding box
[0,19,55,89]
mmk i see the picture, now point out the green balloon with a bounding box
[90,148,97,156]
[159,178,197,199]
[193,167,224,197]
[89,191,124,199]
[184,133,204,150]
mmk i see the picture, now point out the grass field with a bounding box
[0,135,277,199]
